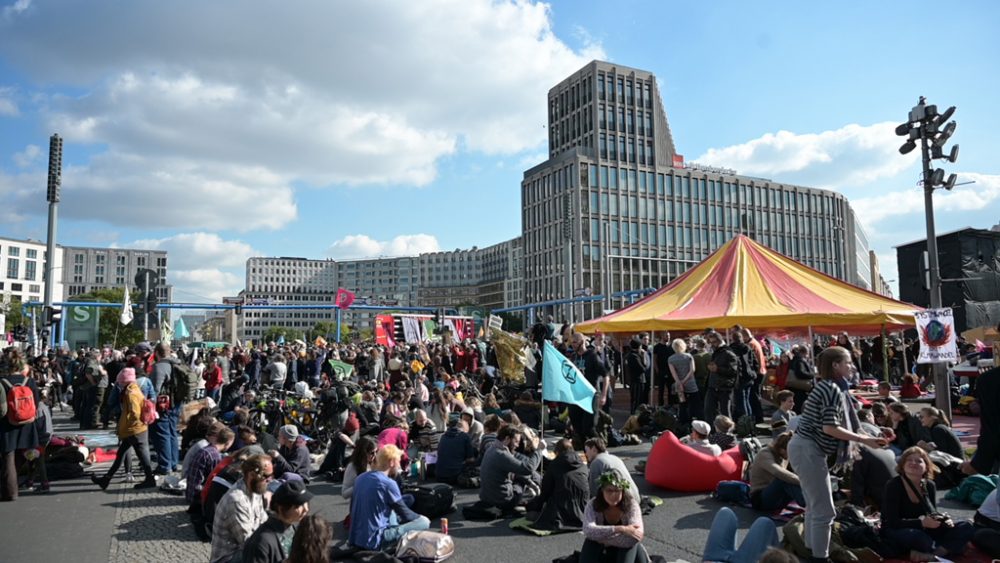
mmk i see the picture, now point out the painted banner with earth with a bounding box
[915,307,958,364]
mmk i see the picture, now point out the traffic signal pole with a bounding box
[143,270,150,341]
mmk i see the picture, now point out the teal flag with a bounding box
[327,359,354,381]
[542,341,596,413]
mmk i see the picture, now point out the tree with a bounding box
[261,326,304,344]
[68,288,146,348]
[358,327,374,341]
[1,296,25,333]
[306,321,338,341]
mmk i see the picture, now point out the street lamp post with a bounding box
[43,134,62,349]
[896,98,959,418]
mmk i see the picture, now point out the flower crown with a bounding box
[597,470,630,490]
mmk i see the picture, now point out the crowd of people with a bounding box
[0,317,998,563]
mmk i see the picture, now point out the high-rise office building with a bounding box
[521,61,870,321]
[0,236,63,308]
[61,245,172,305]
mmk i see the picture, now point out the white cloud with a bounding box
[1,0,31,20]
[0,1,603,227]
[126,232,260,270]
[170,269,244,303]
[12,144,40,167]
[694,122,919,190]
[852,172,1000,224]
[327,234,440,259]
[0,86,17,115]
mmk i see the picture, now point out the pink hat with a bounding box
[117,367,137,387]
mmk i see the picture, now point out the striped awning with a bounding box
[576,235,919,335]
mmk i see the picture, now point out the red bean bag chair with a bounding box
[644,432,743,492]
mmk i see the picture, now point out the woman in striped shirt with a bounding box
[787,346,887,563]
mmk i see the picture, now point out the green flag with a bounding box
[327,359,354,381]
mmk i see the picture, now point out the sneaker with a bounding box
[134,479,157,490]
[36,483,50,494]
[124,473,136,483]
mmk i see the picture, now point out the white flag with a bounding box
[120,287,134,325]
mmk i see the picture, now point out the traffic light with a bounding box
[50,308,61,326]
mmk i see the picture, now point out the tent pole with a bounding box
[807,326,814,360]
[901,336,910,380]
[649,330,656,408]
[881,324,889,383]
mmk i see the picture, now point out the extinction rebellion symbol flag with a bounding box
[915,307,958,364]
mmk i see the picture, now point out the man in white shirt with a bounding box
[681,420,722,457]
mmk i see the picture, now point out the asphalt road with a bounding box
[0,404,982,563]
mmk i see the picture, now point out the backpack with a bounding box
[2,378,37,425]
[406,483,455,519]
[738,437,763,481]
[713,480,751,506]
[395,530,455,563]
[169,363,200,405]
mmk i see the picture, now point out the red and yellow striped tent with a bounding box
[576,235,919,335]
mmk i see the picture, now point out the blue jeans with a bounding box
[883,522,975,557]
[703,507,778,563]
[382,515,430,547]
[755,479,807,511]
[150,406,180,473]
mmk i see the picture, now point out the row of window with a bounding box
[0,246,39,259]
[5,259,37,281]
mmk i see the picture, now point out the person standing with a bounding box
[90,368,157,490]
[787,346,887,563]
[668,339,702,425]
[624,339,647,414]
[568,333,609,446]
[704,331,737,423]
[652,332,673,407]
[742,327,767,424]
[0,349,40,501]
[149,343,181,474]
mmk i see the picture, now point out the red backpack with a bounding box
[3,379,37,426]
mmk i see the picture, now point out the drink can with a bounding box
[440,518,448,534]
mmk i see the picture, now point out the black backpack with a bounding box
[169,363,200,405]
[738,437,763,481]
[406,483,455,519]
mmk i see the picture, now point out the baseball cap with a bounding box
[271,480,314,507]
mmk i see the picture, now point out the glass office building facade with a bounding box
[522,61,870,321]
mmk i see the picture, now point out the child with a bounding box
[771,390,797,437]
[709,415,737,451]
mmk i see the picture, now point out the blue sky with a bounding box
[1,0,997,303]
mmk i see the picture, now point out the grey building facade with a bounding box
[521,60,870,321]
[61,245,172,305]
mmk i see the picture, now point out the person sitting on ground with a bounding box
[871,401,890,428]
[748,432,805,512]
[477,414,503,464]
[342,435,377,502]
[513,391,542,430]
[270,425,312,482]
[916,406,964,459]
[770,391,797,437]
[584,437,639,500]
[850,419,897,510]
[210,453,271,563]
[408,409,439,453]
[435,418,476,484]
[287,514,332,563]
[182,407,217,458]
[708,415,737,451]
[581,470,648,563]
[900,374,923,400]
[527,438,591,531]
[479,425,546,512]
[682,420,722,457]
[484,393,502,417]
[880,446,974,561]
[888,403,930,456]
[702,506,780,563]
[240,479,313,563]
[315,407,358,481]
[877,381,899,404]
[973,489,1000,558]
[185,426,235,505]
[183,421,223,477]
[461,408,485,450]
[377,420,410,471]
[348,444,431,550]
[199,446,264,540]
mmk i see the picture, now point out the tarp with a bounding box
[577,235,920,335]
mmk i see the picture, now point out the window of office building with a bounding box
[7,258,18,279]
[8,247,19,257]
[26,249,37,259]
[24,261,35,280]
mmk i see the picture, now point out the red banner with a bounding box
[335,288,355,309]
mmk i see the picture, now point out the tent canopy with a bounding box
[577,235,920,335]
